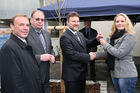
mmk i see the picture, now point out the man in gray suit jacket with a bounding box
[27,10,55,93]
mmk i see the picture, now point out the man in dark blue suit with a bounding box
[79,20,98,82]
[60,12,102,93]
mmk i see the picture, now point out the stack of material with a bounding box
[86,81,100,93]
[49,79,101,93]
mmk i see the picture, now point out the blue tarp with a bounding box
[38,0,140,20]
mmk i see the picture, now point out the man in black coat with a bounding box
[60,12,102,93]
[79,20,98,82]
[0,15,42,93]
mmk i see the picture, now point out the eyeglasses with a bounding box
[34,18,44,22]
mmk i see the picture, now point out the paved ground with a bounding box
[50,60,140,93]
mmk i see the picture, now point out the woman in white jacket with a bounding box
[96,13,138,93]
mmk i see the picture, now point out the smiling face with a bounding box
[67,16,80,31]
[10,16,29,39]
[115,15,126,31]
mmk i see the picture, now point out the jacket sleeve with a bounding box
[35,54,42,65]
[103,34,136,58]
[0,46,26,93]
[60,36,90,64]
[95,51,107,58]
[86,37,100,47]
[35,31,55,64]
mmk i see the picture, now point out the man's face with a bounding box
[10,17,29,39]
[85,21,91,28]
[67,16,80,31]
[30,11,45,31]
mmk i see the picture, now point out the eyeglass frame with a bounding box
[33,18,44,22]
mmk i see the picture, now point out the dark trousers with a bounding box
[64,80,86,93]
[90,60,96,82]
[41,83,49,93]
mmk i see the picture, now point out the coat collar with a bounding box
[10,33,27,48]
[29,25,48,53]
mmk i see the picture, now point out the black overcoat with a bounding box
[0,33,42,93]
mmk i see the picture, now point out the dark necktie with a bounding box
[24,41,27,46]
[37,32,46,51]
[86,28,90,38]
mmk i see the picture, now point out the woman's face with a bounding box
[115,15,126,31]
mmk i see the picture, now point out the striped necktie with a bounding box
[75,33,81,43]
[37,31,46,52]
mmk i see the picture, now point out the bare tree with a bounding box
[45,0,67,25]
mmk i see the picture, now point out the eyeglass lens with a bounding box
[35,18,44,21]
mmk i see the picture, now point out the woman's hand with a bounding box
[100,39,106,46]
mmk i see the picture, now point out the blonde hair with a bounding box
[110,13,136,37]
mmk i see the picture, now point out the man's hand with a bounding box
[40,54,52,62]
[50,55,55,64]
[89,52,96,61]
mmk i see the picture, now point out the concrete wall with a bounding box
[91,21,140,56]
[133,23,140,56]
[0,0,40,19]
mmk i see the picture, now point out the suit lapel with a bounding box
[66,29,84,48]
[78,32,85,48]
[30,29,45,52]
[72,35,82,46]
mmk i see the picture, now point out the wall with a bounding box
[51,37,60,56]
[91,21,140,56]
[0,0,40,19]
[133,23,140,56]
[51,21,140,57]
